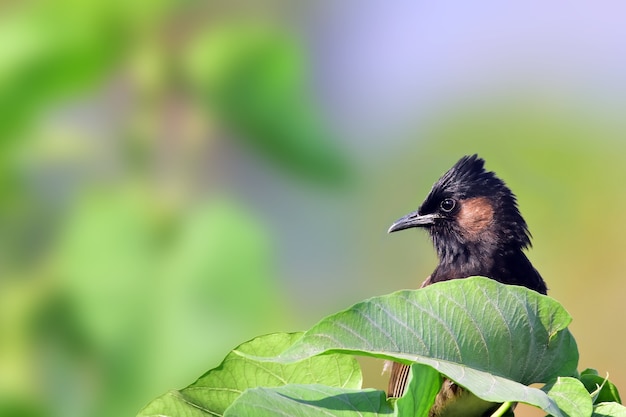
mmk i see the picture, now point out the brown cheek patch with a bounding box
[457,197,494,239]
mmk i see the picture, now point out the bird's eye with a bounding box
[440,198,456,213]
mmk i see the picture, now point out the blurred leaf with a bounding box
[138,332,362,417]
[162,199,281,322]
[0,398,45,417]
[0,9,119,142]
[55,190,286,417]
[58,190,158,351]
[0,0,174,142]
[185,25,351,185]
[153,199,287,382]
[542,377,593,417]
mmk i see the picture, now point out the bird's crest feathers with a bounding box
[420,154,532,250]
[430,154,502,201]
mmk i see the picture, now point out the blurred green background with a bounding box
[2,1,626,416]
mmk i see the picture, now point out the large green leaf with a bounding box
[395,364,442,417]
[257,278,578,415]
[593,402,626,417]
[218,363,562,417]
[273,277,577,382]
[220,359,440,417]
[224,385,393,417]
[408,364,563,416]
[542,377,593,417]
[138,332,362,417]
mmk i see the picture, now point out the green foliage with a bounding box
[138,332,362,416]
[225,385,393,417]
[394,364,442,417]
[184,25,351,184]
[542,377,593,417]
[593,402,626,417]
[48,191,286,417]
[0,4,353,416]
[3,3,626,417]
[140,278,623,417]
[581,369,622,405]
[0,0,171,142]
[273,277,578,384]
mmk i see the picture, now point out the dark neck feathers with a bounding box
[430,245,547,294]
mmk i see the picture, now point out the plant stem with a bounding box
[490,401,513,417]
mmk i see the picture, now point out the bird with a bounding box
[386,154,547,416]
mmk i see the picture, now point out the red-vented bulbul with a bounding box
[387,154,547,417]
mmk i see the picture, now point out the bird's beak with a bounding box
[388,211,439,233]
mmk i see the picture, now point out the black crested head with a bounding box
[419,154,531,249]
[388,154,546,294]
[422,155,509,210]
